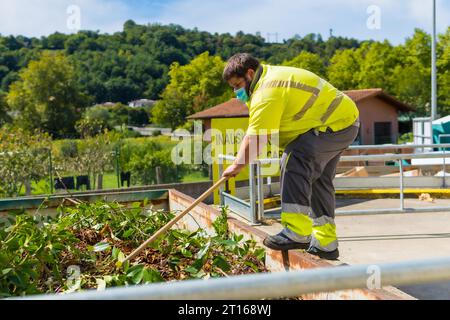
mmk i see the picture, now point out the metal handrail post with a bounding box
[48,149,54,195]
[444,147,446,188]
[218,156,224,205]
[249,163,258,225]
[399,160,404,211]
[255,161,264,223]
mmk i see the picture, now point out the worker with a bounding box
[221,53,359,260]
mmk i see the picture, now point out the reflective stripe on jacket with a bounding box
[247,64,359,148]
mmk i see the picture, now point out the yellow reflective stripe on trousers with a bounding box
[312,216,338,251]
[281,212,312,237]
[312,224,337,247]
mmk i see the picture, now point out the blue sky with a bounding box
[0,0,449,44]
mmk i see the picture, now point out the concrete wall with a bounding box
[357,97,399,145]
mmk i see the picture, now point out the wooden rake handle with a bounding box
[122,176,229,263]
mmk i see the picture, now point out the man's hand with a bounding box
[222,163,245,178]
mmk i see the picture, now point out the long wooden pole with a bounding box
[122,176,228,263]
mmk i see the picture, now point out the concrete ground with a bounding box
[249,198,450,300]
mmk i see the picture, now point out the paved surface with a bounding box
[249,198,450,300]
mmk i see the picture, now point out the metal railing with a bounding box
[218,143,450,222]
[14,256,450,300]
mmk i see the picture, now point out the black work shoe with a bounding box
[263,233,310,251]
[307,246,340,260]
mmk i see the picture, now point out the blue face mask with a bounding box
[234,87,250,103]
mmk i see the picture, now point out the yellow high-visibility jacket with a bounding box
[247,64,359,148]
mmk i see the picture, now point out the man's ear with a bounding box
[247,69,255,80]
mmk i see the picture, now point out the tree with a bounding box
[128,107,150,127]
[389,29,432,115]
[0,91,11,126]
[282,51,326,77]
[0,126,52,197]
[75,118,107,138]
[128,149,184,185]
[6,51,90,138]
[53,131,119,190]
[356,41,400,92]
[327,48,362,90]
[78,104,115,134]
[437,27,450,116]
[152,52,233,129]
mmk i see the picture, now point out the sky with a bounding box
[0,0,449,44]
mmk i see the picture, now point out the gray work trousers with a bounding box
[280,122,359,251]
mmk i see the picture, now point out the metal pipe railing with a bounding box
[219,149,450,164]
[347,143,450,150]
[218,147,450,222]
[340,152,450,162]
[15,256,450,300]
[237,152,450,164]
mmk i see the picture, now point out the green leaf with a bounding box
[213,256,231,272]
[171,230,188,240]
[180,248,193,258]
[191,258,205,270]
[254,248,265,261]
[127,265,145,284]
[184,266,198,274]
[123,229,134,238]
[187,230,200,239]
[112,247,120,260]
[142,268,164,283]
[217,239,238,247]
[131,202,141,209]
[92,242,110,252]
[52,243,66,250]
[168,256,181,266]
[2,268,12,275]
[120,221,128,227]
[196,241,211,260]
[244,261,259,272]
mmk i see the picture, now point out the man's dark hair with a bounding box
[223,53,260,81]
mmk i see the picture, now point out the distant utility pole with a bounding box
[430,0,437,143]
[329,28,334,38]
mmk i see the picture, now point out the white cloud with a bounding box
[0,0,130,37]
[155,0,449,43]
[407,0,450,31]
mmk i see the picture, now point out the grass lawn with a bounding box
[182,171,210,183]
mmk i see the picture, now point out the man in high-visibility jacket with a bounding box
[221,53,360,260]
